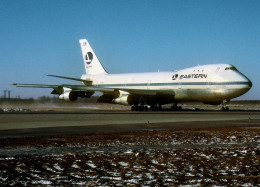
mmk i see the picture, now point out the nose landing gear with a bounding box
[221,106,229,111]
[221,100,229,111]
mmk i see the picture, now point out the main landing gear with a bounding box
[131,104,162,111]
[131,103,183,111]
[170,103,182,111]
[131,98,149,111]
[131,105,148,111]
[150,104,162,111]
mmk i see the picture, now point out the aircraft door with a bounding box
[207,78,211,89]
[177,79,182,89]
[208,77,218,90]
[147,80,151,90]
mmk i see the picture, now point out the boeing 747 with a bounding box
[13,39,252,111]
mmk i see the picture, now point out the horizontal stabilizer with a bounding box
[47,74,92,85]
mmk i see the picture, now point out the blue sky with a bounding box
[0,0,259,99]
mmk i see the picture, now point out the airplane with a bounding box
[13,39,252,111]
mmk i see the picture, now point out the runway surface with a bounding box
[1,110,260,137]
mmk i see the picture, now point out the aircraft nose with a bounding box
[239,72,252,89]
[248,79,252,88]
[237,72,252,94]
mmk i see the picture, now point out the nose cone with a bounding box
[248,79,253,88]
[229,72,253,98]
[239,74,252,96]
[222,65,252,99]
[243,75,252,91]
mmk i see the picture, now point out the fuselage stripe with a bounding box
[94,81,250,87]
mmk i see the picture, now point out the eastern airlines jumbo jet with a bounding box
[13,39,252,111]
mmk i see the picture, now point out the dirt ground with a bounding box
[1,101,260,185]
[0,126,259,186]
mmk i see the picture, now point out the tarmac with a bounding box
[1,110,260,137]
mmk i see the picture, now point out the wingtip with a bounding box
[46,74,57,78]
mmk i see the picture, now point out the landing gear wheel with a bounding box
[131,105,146,111]
[139,106,145,111]
[221,99,230,111]
[222,106,229,111]
[151,106,156,111]
[171,104,182,111]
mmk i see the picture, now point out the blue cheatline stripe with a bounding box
[95,81,250,87]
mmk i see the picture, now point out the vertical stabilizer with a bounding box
[79,39,107,75]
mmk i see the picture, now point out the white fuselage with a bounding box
[82,64,252,104]
[14,39,253,108]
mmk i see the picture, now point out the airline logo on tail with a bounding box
[85,52,93,65]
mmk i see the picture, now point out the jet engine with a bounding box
[113,93,138,105]
[59,91,78,102]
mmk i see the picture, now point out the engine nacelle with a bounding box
[113,94,137,105]
[59,91,78,102]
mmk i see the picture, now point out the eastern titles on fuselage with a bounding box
[172,73,208,80]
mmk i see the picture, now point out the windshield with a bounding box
[225,66,238,71]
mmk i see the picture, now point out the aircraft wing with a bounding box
[12,83,116,95]
[12,83,174,96]
[41,74,175,96]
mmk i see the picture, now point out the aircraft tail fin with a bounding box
[79,39,108,75]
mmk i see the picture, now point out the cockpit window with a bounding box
[225,66,238,71]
